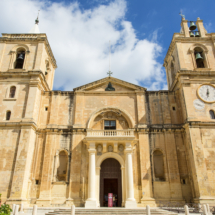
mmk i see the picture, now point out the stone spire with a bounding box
[29,12,40,34]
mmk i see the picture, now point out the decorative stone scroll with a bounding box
[108,145,113,152]
[97,144,103,155]
[118,144,124,155]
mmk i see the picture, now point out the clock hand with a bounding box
[207,88,209,97]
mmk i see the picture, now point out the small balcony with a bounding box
[85,129,135,141]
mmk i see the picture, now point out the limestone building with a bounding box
[0,17,215,208]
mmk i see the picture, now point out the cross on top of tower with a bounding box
[179,11,185,20]
[107,71,113,77]
[35,10,40,24]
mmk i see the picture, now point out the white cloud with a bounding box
[0,0,166,91]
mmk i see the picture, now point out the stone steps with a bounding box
[46,208,178,215]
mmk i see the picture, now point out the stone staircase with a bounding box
[46,208,178,215]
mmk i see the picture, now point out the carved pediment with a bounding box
[73,77,146,92]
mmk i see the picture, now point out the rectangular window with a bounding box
[104,120,116,130]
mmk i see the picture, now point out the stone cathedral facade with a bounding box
[0,17,215,208]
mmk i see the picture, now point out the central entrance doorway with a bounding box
[100,158,122,207]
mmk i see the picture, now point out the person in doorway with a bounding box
[105,194,108,206]
[115,195,118,207]
[113,194,116,207]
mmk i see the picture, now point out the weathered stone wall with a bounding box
[38,92,74,127]
[0,128,21,202]
[23,84,190,206]
[1,24,215,207]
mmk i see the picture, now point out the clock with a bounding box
[197,84,215,103]
[193,99,205,110]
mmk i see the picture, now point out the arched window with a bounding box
[194,47,205,68]
[6,111,11,120]
[15,49,25,69]
[57,151,68,181]
[9,86,16,98]
[153,150,165,181]
[209,110,215,119]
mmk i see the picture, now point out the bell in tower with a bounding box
[15,51,25,69]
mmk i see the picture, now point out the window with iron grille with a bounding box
[104,120,116,130]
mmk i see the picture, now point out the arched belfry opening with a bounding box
[100,158,122,207]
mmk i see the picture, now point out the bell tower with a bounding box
[0,18,57,90]
[163,17,215,204]
[0,18,57,205]
[164,17,211,90]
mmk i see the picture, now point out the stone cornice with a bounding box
[0,70,50,91]
[77,91,137,94]
[183,121,215,128]
[0,33,57,68]
[73,76,146,92]
[42,91,74,96]
[1,121,213,133]
[0,121,37,131]
[36,128,86,134]
[170,70,215,91]
[146,90,175,95]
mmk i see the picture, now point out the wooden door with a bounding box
[100,158,122,207]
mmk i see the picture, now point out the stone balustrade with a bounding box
[87,129,134,137]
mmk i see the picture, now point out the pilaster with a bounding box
[37,131,58,206]
[34,43,44,70]
[163,130,184,201]
[70,132,85,206]
[136,91,147,127]
[7,127,36,206]
[73,92,85,128]
[24,83,42,123]
[138,132,155,206]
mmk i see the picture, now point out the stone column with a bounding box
[85,143,97,208]
[125,142,137,208]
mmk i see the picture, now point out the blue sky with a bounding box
[0,0,214,91]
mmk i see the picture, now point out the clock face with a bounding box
[193,99,205,110]
[198,84,215,103]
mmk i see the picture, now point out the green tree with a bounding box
[0,204,12,215]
